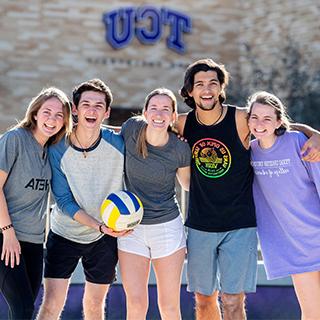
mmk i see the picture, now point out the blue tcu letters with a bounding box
[103,6,192,54]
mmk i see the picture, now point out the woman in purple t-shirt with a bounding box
[247,91,320,319]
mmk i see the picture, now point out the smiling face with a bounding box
[33,97,65,146]
[144,94,176,131]
[248,102,282,148]
[74,91,110,129]
[188,70,222,111]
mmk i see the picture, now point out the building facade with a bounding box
[0,0,319,131]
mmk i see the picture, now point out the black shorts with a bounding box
[44,231,118,284]
[0,234,43,319]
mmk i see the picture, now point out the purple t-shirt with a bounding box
[251,131,320,279]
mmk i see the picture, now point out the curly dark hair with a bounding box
[179,58,229,109]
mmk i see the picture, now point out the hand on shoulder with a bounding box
[300,132,320,162]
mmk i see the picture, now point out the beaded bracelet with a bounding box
[0,223,13,232]
[99,223,105,234]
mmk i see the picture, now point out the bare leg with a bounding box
[82,281,109,320]
[118,250,150,320]
[36,278,69,320]
[220,292,246,320]
[152,248,185,320]
[292,270,320,320]
[195,291,221,320]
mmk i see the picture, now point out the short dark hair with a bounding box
[179,58,229,109]
[72,78,113,109]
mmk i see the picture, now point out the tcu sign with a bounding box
[102,6,192,54]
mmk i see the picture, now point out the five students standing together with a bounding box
[1,59,320,320]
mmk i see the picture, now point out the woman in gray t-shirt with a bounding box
[118,88,191,319]
[0,87,72,319]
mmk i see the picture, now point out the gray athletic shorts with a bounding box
[186,227,258,295]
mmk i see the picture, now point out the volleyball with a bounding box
[100,190,143,231]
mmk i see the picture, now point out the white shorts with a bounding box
[118,215,186,259]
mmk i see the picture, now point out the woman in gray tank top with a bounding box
[0,87,72,319]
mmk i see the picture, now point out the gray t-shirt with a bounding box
[0,128,51,243]
[121,117,191,224]
[48,129,124,244]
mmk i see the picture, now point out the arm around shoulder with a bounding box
[175,113,188,136]
[291,123,320,162]
[104,124,121,133]
[235,107,250,149]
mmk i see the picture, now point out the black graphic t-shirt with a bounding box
[183,106,256,232]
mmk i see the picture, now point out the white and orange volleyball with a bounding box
[100,190,143,231]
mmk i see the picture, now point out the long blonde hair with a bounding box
[16,87,73,144]
[137,88,177,158]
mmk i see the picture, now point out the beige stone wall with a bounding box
[0,0,319,132]
[0,0,242,131]
[239,0,320,96]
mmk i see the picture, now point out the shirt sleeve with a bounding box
[121,117,144,141]
[48,144,81,218]
[176,137,192,168]
[120,118,133,141]
[0,131,19,173]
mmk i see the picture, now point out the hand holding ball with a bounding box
[100,191,143,232]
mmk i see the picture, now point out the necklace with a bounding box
[195,106,224,126]
[74,130,100,158]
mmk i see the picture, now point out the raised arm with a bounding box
[291,123,320,162]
